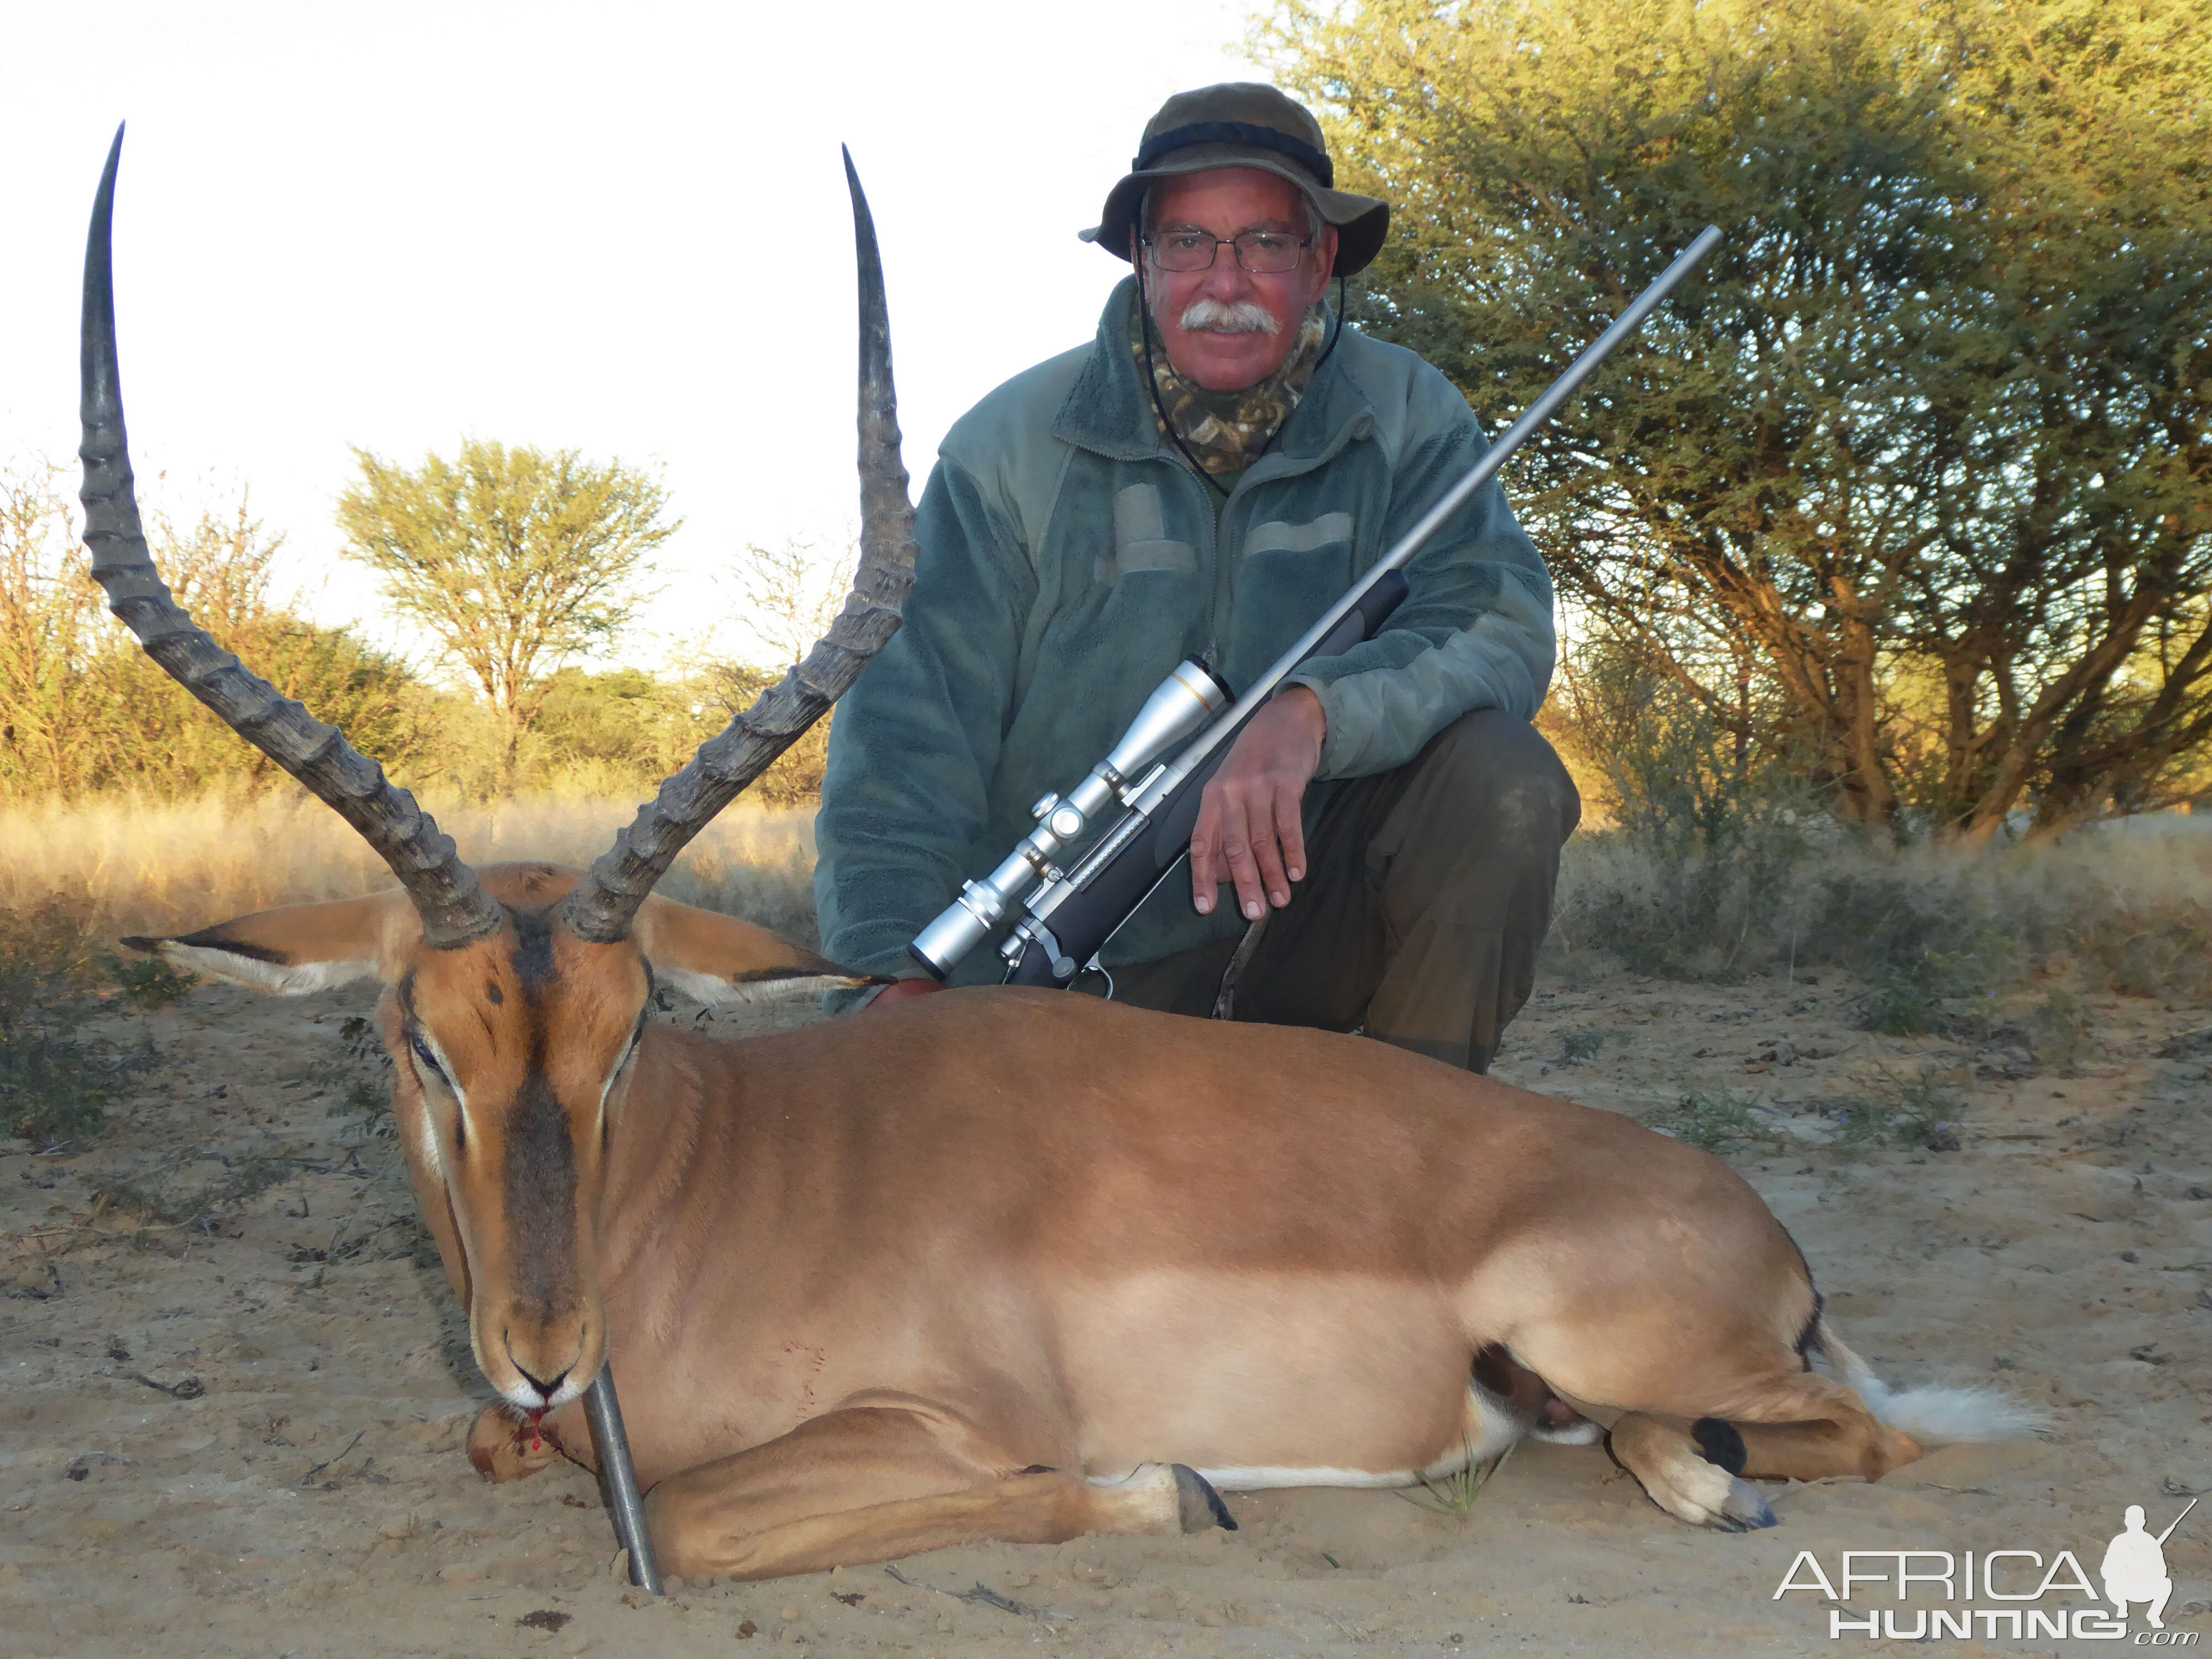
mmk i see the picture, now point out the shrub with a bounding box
[0,900,153,1149]
[1646,1089,1778,1154]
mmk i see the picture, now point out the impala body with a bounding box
[87,128,2017,1585]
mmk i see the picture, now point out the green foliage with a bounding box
[1832,1064,1967,1150]
[0,900,152,1149]
[1856,935,2018,1034]
[1,467,429,799]
[1546,632,1823,978]
[1557,1026,1609,1065]
[2073,902,2212,1000]
[2027,989,2098,1073]
[1267,0,2212,838]
[338,440,677,788]
[1647,1088,1778,1153]
[4,457,841,809]
[102,951,197,1012]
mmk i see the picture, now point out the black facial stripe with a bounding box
[509,908,559,990]
[503,1070,578,1314]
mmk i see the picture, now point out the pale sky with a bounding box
[3,0,1270,669]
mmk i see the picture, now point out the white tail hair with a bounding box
[1811,1321,2049,1443]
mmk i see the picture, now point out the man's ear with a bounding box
[632,894,887,1008]
[122,892,414,995]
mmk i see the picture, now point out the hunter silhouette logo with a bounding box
[2105,1500,2195,1632]
[1775,1498,2201,1642]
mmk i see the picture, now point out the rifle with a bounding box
[910,224,1724,990]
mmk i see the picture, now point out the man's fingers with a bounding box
[1274,786,1308,889]
[1215,793,1270,921]
[1191,789,1223,914]
[1247,790,1293,911]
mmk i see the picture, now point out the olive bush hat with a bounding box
[1082,83,1391,276]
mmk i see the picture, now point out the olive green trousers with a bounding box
[1102,709,1579,1074]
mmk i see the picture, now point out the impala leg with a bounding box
[646,1405,1230,1582]
[1607,1371,1920,1531]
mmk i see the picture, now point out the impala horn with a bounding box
[561,147,919,944]
[78,124,505,950]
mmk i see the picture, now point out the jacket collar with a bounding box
[1051,276,1374,477]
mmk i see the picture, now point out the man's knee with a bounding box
[1415,709,1581,842]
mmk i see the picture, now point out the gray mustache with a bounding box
[1177,299,1280,336]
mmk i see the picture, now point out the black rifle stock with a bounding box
[1003,573,1408,987]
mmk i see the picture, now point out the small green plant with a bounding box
[345,1076,394,1139]
[1830,1063,1965,1151]
[2027,989,2096,1075]
[102,951,197,1011]
[1647,1089,1777,1153]
[1859,979,1943,1036]
[1397,1438,1514,1519]
[1558,1027,1609,1065]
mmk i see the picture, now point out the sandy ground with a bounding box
[4,957,2209,1657]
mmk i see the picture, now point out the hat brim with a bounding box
[1081,148,1390,278]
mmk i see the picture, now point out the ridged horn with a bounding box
[561,147,919,944]
[78,125,504,951]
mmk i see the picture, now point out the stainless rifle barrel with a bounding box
[1118,224,1724,821]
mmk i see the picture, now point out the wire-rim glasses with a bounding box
[1144,229,1313,275]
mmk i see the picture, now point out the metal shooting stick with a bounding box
[911,224,1725,983]
[585,1368,662,1594]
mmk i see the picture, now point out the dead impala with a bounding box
[82,129,2021,1584]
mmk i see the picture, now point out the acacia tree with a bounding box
[1268,0,2212,837]
[337,439,677,788]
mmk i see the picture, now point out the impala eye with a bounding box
[409,1032,445,1082]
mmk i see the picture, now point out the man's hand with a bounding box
[1191,685,1325,920]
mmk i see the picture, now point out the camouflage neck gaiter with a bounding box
[1133,295,1329,478]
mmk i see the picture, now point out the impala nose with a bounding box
[513,1360,571,1402]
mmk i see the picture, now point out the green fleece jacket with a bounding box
[815,277,1556,984]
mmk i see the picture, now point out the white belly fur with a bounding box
[1056,1268,1519,1484]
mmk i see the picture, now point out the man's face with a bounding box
[1136,168,1338,394]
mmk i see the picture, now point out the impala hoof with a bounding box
[1172,1464,1237,1532]
[1717,1477,1778,1532]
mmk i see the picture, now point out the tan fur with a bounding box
[140,863,1920,1578]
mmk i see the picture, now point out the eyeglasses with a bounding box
[1143,229,1313,275]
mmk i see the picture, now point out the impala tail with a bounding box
[1806,1317,2049,1444]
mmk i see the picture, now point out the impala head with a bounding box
[129,864,865,1408]
[82,126,916,1411]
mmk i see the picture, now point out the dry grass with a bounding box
[9,791,2210,1003]
[0,792,823,949]
[1550,815,2212,997]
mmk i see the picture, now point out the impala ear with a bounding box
[631,894,888,1008]
[122,893,415,995]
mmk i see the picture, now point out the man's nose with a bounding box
[1198,246,1256,297]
